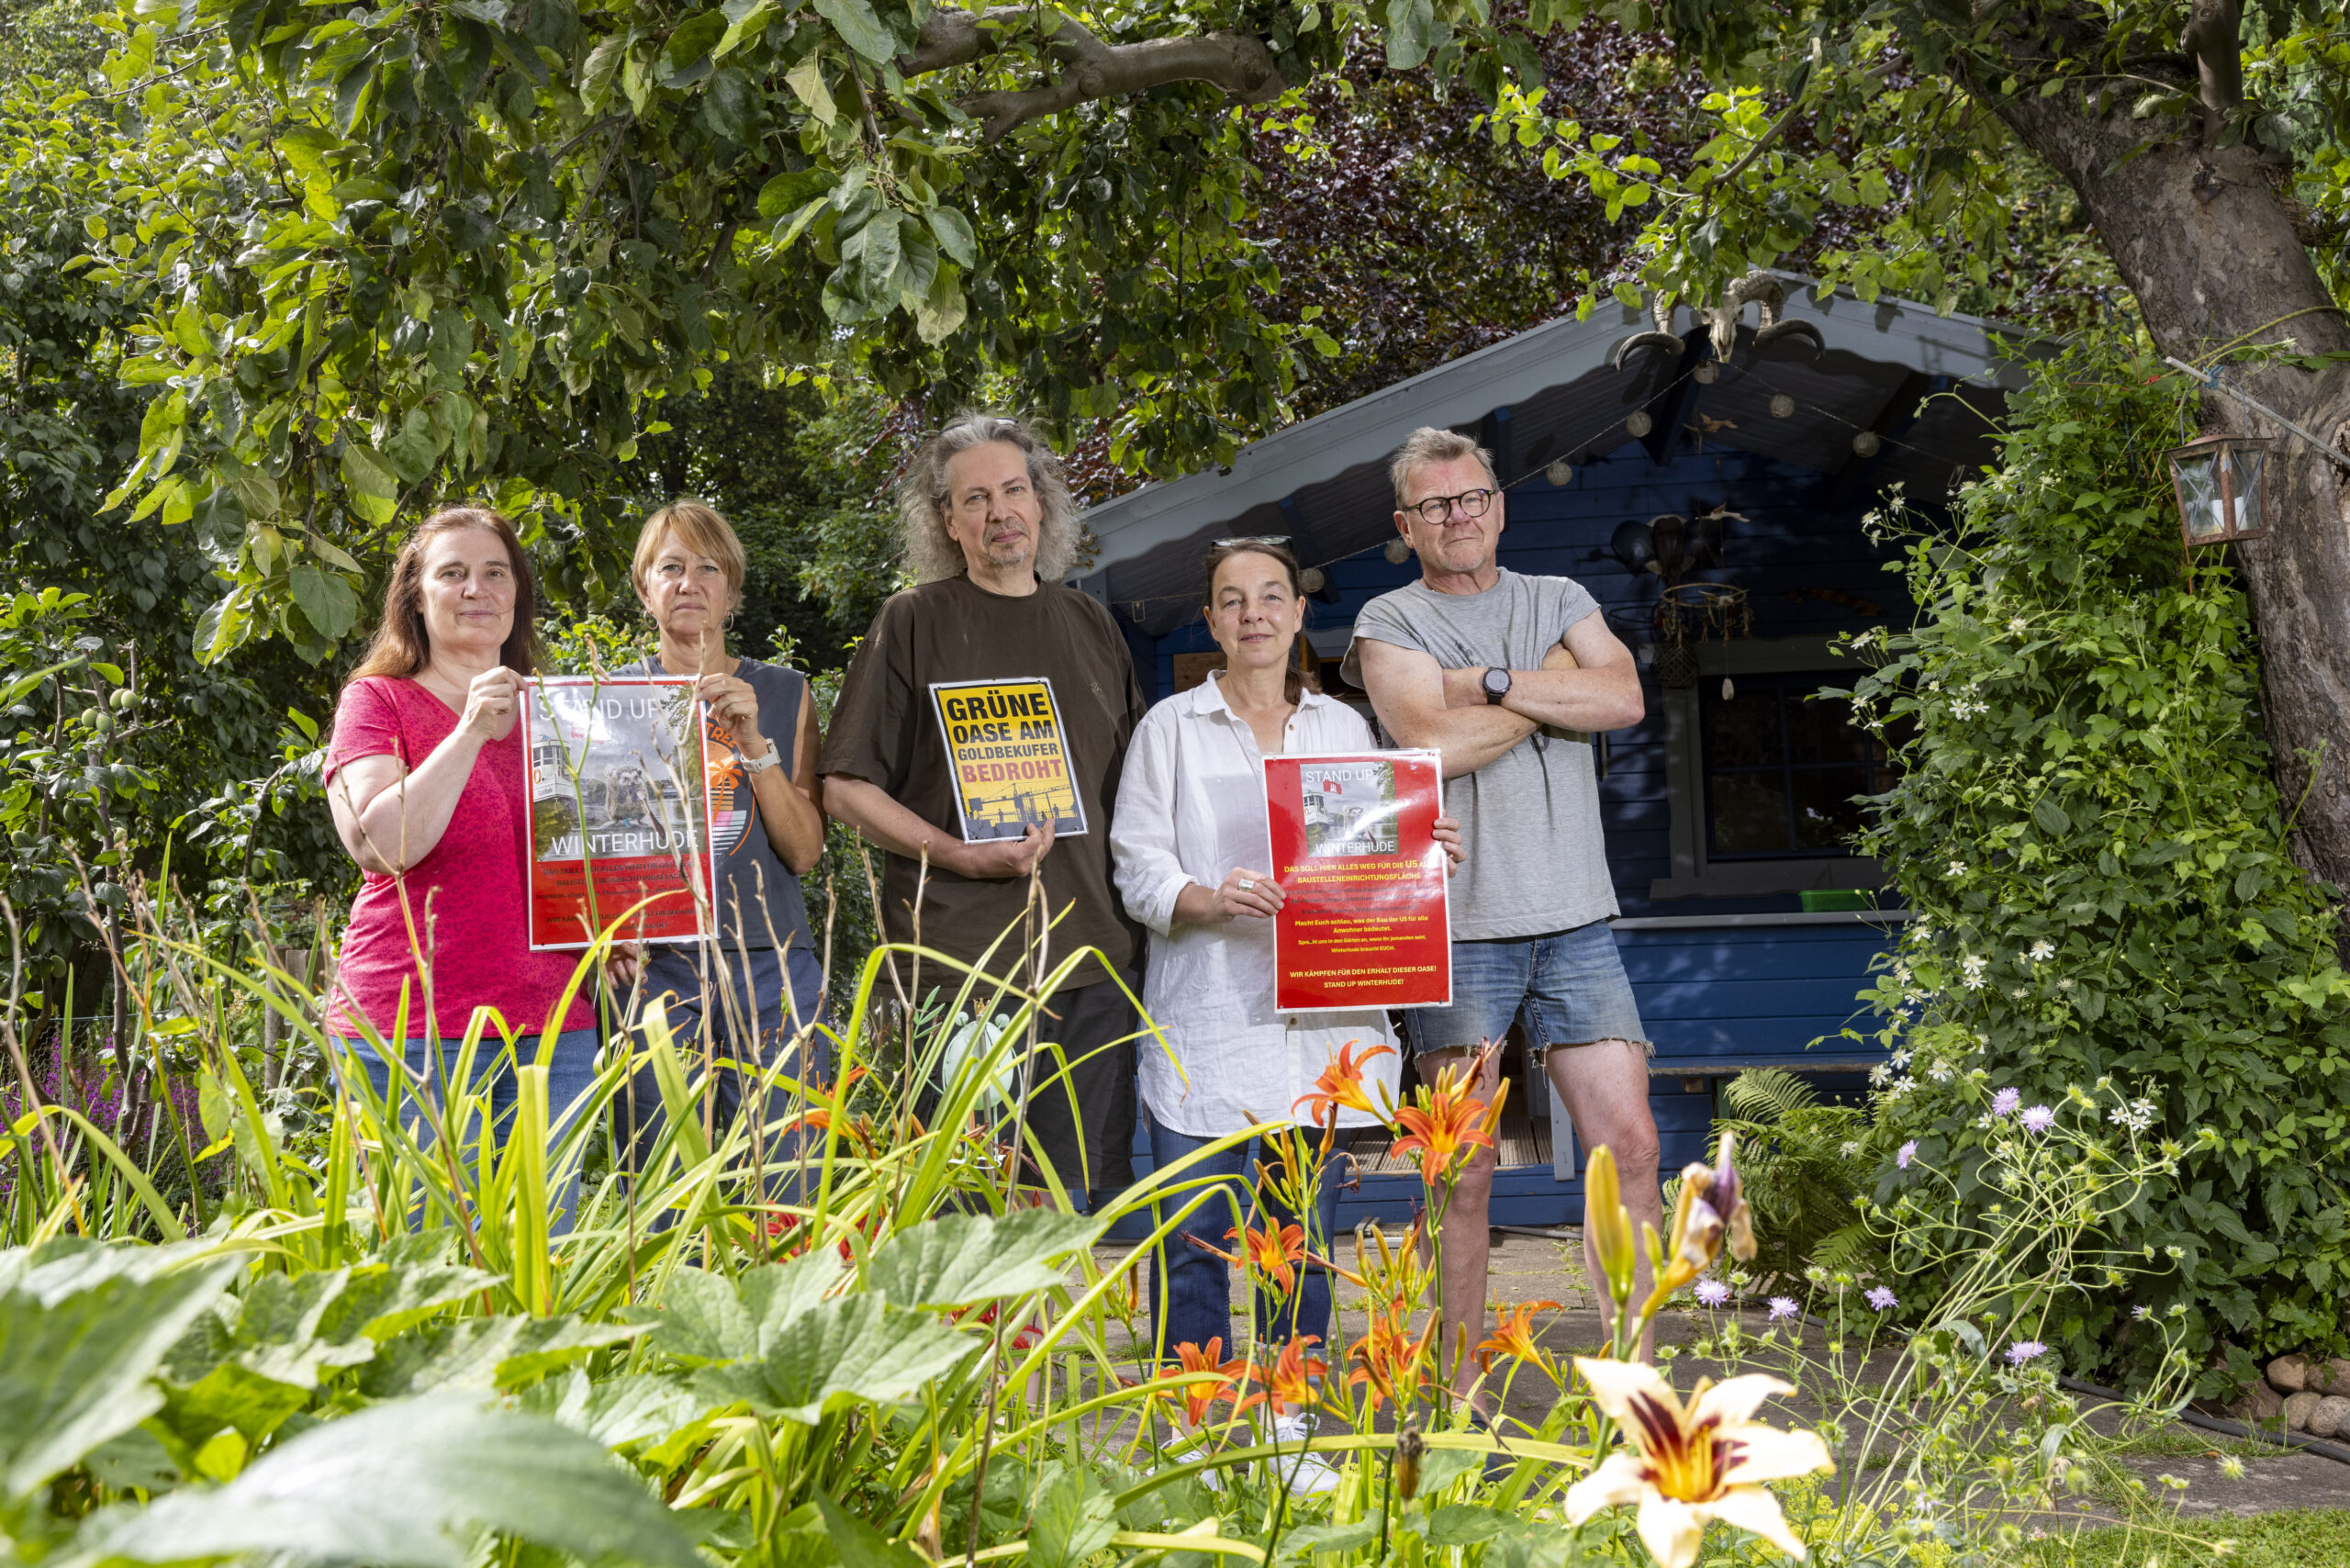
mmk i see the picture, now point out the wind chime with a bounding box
[1610,505,1750,690]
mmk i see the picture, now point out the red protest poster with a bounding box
[1263,750,1451,1012]
[520,677,720,949]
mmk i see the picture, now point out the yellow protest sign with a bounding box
[930,678,1088,843]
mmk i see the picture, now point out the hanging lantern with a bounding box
[1546,458,1574,487]
[1626,410,1653,438]
[1851,430,1881,458]
[1383,538,1411,565]
[1692,360,1720,385]
[1769,393,1796,419]
[2165,432,2274,545]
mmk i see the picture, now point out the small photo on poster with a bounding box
[1264,750,1450,1014]
[1300,760,1400,858]
[930,677,1089,843]
[523,677,719,949]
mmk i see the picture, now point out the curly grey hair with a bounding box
[1389,426,1498,507]
[896,412,1082,584]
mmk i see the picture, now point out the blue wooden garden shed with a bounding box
[1080,275,2047,1226]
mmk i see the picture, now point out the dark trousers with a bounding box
[619,941,828,1191]
[1146,1111,1345,1363]
[1017,970,1139,1209]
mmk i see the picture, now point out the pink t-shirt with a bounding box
[323,676,594,1041]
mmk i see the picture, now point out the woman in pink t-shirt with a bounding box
[323,506,599,1226]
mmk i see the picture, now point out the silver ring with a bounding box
[1237,877,1256,892]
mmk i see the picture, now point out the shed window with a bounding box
[1701,672,1897,859]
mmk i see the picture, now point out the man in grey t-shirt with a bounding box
[1346,426,1662,1386]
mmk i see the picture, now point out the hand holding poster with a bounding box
[522,677,720,949]
[1263,750,1450,1012]
[931,678,1088,842]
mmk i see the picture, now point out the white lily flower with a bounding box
[1565,1358,1835,1568]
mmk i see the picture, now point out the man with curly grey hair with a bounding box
[822,412,1147,1206]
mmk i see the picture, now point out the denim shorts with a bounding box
[1404,920,1649,1057]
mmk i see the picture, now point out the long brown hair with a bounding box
[347,507,544,682]
[1202,539,1315,705]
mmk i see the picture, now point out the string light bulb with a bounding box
[1852,430,1882,458]
[1383,538,1411,565]
[1769,393,1796,419]
[1626,411,1653,439]
[1546,459,1573,487]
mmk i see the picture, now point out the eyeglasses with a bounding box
[1404,488,1497,524]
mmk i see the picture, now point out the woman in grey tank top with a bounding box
[612,500,829,1188]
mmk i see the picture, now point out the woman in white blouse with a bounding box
[1113,542,1459,1414]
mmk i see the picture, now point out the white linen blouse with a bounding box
[1110,672,1404,1137]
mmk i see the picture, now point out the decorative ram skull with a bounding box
[1610,272,1826,372]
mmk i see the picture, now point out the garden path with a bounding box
[1092,1232,2350,1520]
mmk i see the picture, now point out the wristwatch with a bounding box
[1481,666,1512,705]
[739,742,780,775]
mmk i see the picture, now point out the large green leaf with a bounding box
[865,1208,1097,1309]
[524,1369,716,1464]
[361,1315,649,1395]
[810,0,895,62]
[694,1297,977,1423]
[77,1395,702,1568]
[813,1491,925,1568]
[652,1252,842,1364]
[1028,1464,1117,1568]
[0,1243,236,1503]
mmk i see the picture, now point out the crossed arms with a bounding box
[1358,611,1643,779]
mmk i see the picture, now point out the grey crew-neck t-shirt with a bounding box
[1342,570,1617,940]
[621,655,816,953]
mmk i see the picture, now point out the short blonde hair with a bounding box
[632,499,747,610]
[1389,427,1498,508]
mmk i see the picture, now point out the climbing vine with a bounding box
[1841,337,2350,1394]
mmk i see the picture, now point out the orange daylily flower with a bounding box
[1232,1218,1308,1296]
[1391,1047,1509,1184]
[1262,1335,1328,1415]
[1476,1299,1562,1374]
[1150,1338,1260,1428]
[1347,1305,1438,1411]
[1293,1040,1398,1126]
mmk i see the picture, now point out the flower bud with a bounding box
[1583,1145,1638,1305]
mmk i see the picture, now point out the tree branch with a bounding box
[900,8,1287,142]
[2179,0,2244,141]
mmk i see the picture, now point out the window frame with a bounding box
[1698,668,1898,862]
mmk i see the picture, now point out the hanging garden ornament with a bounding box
[1851,430,1882,458]
[1383,538,1411,565]
[1547,458,1574,487]
[1626,410,1653,438]
[1300,566,1327,593]
[1609,272,1826,372]
[1769,393,1796,419]
[2165,431,2273,545]
[1722,677,1735,701]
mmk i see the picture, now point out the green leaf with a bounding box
[865,1209,1097,1309]
[758,168,833,221]
[1384,0,1436,71]
[286,566,360,642]
[77,1395,703,1568]
[713,0,769,58]
[386,408,442,485]
[664,9,728,75]
[653,1253,844,1367]
[811,0,895,62]
[2031,796,2070,835]
[0,1245,238,1503]
[926,205,976,269]
[814,1491,927,1568]
[1028,1464,1117,1568]
[785,52,836,125]
[694,1297,976,1422]
[362,1316,650,1396]
[579,36,627,113]
[341,443,400,527]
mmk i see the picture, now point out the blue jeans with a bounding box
[1405,919,1649,1056]
[1147,1112,1344,1364]
[620,942,828,1195]
[341,1028,603,1235]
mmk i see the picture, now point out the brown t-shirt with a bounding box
[821,574,1147,991]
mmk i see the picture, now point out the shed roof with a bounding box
[1074,275,2052,635]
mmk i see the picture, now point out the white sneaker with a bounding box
[1270,1413,1343,1495]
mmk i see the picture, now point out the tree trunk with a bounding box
[1987,85,2350,897]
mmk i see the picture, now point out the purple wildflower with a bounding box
[1897,1139,1917,1169]
[1768,1296,1800,1322]
[1865,1286,1898,1311]
[1695,1279,1730,1307]
[2020,1105,2057,1134]
[1991,1088,2021,1117]
[2006,1340,2049,1366]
